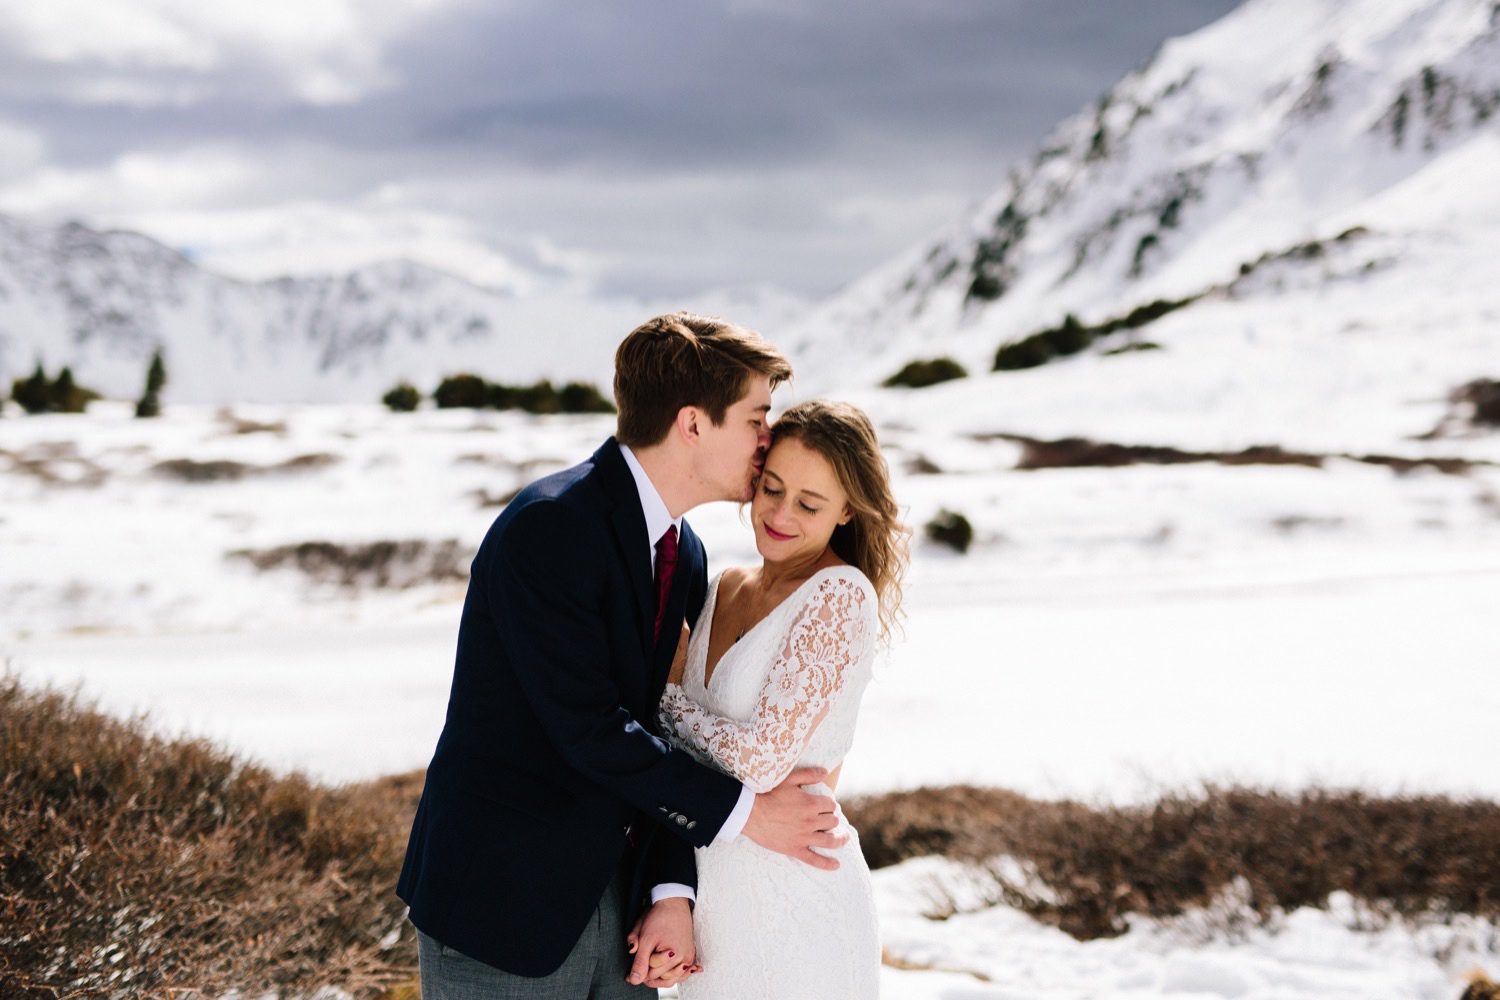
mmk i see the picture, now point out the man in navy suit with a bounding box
[398,313,845,998]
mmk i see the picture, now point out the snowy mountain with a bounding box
[0,214,809,403]
[790,0,1500,454]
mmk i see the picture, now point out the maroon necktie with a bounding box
[652,524,678,643]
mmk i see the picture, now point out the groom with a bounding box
[398,313,845,997]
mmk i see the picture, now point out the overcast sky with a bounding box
[0,0,1242,300]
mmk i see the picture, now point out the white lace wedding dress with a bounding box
[658,565,881,999]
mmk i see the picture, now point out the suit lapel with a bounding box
[595,439,656,651]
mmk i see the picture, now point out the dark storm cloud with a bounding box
[0,0,1244,294]
[7,0,1240,168]
[374,0,1245,171]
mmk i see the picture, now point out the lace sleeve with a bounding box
[658,572,874,793]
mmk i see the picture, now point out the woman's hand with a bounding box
[667,622,691,685]
[626,897,698,988]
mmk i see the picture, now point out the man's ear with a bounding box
[676,405,702,443]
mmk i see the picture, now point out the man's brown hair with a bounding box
[613,312,793,447]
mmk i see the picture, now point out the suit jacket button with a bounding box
[675,815,688,825]
[686,820,697,830]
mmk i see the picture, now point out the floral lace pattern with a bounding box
[659,569,874,792]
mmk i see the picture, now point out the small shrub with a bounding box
[883,357,968,389]
[485,381,518,410]
[1456,378,1500,426]
[48,367,98,413]
[11,363,100,414]
[966,270,1006,301]
[430,375,612,414]
[994,296,1196,372]
[558,381,616,414]
[515,380,560,415]
[382,382,421,412]
[993,337,1055,371]
[1048,314,1094,356]
[1114,297,1186,330]
[924,508,974,553]
[433,373,490,409]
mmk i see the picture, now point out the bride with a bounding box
[640,398,909,998]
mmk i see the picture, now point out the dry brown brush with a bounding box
[844,784,1500,940]
[227,539,468,589]
[0,675,418,999]
[8,672,1499,995]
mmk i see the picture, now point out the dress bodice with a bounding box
[659,565,878,793]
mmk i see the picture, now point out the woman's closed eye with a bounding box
[764,484,819,513]
[762,481,820,512]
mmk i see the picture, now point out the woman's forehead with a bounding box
[765,438,841,489]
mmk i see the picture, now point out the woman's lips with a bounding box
[762,523,794,541]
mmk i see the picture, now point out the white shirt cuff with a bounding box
[713,783,755,844]
[650,883,696,905]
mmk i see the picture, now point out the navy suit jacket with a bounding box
[397,438,744,976]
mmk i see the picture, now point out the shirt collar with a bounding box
[618,443,681,548]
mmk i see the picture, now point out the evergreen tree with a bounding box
[13,362,50,414]
[135,349,167,418]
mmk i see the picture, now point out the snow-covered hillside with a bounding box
[790,0,1500,458]
[0,213,808,403]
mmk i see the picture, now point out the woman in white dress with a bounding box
[644,398,909,999]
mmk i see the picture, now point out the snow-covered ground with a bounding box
[871,858,1500,1000]
[3,399,1497,998]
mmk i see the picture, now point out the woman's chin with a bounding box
[755,532,792,558]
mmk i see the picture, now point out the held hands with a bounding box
[626,897,701,988]
[742,767,847,870]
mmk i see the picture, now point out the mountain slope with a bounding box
[789,0,1500,455]
[0,215,810,403]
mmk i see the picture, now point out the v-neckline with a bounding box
[697,566,842,693]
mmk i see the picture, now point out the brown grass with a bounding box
[976,433,1493,476]
[0,675,419,999]
[227,539,468,589]
[0,443,109,488]
[150,453,339,483]
[6,674,1497,995]
[845,784,1500,940]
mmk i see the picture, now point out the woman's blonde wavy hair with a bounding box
[770,399,910,642]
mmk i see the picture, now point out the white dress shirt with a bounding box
[618,444,755,904]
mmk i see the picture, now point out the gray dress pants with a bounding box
[416,876,657,1000]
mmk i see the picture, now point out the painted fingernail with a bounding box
[668,951,675,957]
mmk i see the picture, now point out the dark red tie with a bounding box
[652,525,679,643]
